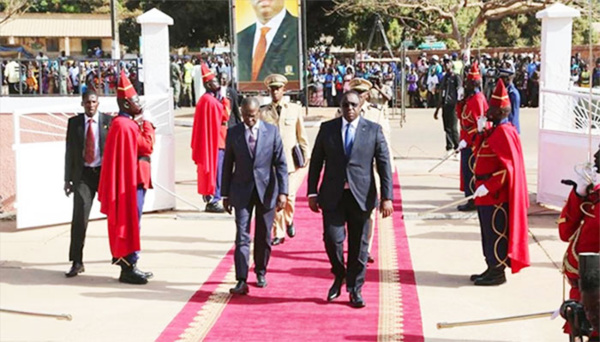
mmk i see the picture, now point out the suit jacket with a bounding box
[260,101,309,173]
[237,11,299,82]
[222,121,288,210]
[64,113,112,185]
[226,86,241,126]
[308,117,393,212]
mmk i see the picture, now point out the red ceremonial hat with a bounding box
[117,70,137,99]
[490,78,511,109]
[201,63,215,83]
[467,61,482,81]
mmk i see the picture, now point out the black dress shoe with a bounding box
[119,268,148,285]
[65,262,85,278]
[205,202,225,213]
[470,267,491,281]
[286,223,296,238]
[349,290,366,308]
[256,275,267,288]
[457,199,476,212]
[327,277,344,301]
[271,237,285,246]
[474,267,506,286]
[367,255,375,263]
[229,280,249,295]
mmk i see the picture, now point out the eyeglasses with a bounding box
[342,102,359,108]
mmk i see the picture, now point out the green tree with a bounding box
[333,0,594,51]
[123,0,229,49]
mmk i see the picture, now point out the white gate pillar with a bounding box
[137,8,173,96]
[536,4,580,131]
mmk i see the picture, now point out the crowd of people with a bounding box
[1,51,142,96]
[305,47,600,110]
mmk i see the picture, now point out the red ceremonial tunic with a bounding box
[137,120,155,190]
[473,122,530,273]
[191,93,230,195]
[98,115,140,258]
[457,92,488,191]
[458,92,488,146]
[559,185,600,298]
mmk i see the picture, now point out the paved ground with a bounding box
[0,106,569,341]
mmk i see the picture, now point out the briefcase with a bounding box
[292,144,305,168]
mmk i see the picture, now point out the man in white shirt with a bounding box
[236,0,299,85]
[4,60,21,94]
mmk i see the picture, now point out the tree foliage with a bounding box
[332,0,596,50]
[123,0,229,49]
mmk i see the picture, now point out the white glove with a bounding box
[575,166,596,196]
[457,139,467,151]
[142,109,153,124]
[473,184,489,198]
[457,87,465,101]
[477,115,487,133]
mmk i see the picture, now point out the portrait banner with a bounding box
[233,0,301,91]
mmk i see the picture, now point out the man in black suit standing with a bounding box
[308,91,394,308]
[222,96,288,295]
[236,0,299,83]
[64,89,112,277]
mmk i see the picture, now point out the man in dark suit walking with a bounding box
[236,0,299,83]
[222,96,288,295]
[308,91,394,308]
[64,89,112,277]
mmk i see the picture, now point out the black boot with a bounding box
[457,199,476,212]
[133,264,153,279]
[470,267,491,281]
[115,259,148,285]
[474,266,506,286]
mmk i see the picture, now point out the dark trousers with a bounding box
[477,203,510,268]
[234,189,275,281]
[134,186,147,260]
[69,167,100,263]
[460,148,475,197]
[322,190,371,292]
[204,149,225,204]
[442,103,459,151]
[137,186,146,224]
[325,87,334,107]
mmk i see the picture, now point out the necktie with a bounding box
[276,105,282,117]
[252,27,271,81]
[84,119,96,164]
[344,123,354,157]
[248,128,256,158]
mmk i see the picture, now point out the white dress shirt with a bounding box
[222,120,262,201]
[308,116,360,197]
[244,120,261,156]
[84,112,102,167]
[252,8,287,58]
[341,116,360,148]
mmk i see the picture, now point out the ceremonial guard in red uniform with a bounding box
[470,79,529,286]
[136,116,155,233]
[191,64,231,213]
[559,145,600,336]
[98,71,152,285]
[456,61,488,211]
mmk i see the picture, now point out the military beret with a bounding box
[349,78,372,92]
[264,74,288,88]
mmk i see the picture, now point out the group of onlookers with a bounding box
[1,53,142,96]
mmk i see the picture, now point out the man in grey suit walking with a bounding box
[308,91,394,308]
[222,97,288,295]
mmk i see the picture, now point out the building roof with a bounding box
[0,13,111,38]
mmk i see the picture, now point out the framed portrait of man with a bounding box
[234,0,301,91]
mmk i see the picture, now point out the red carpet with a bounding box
[157,174,423,341]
